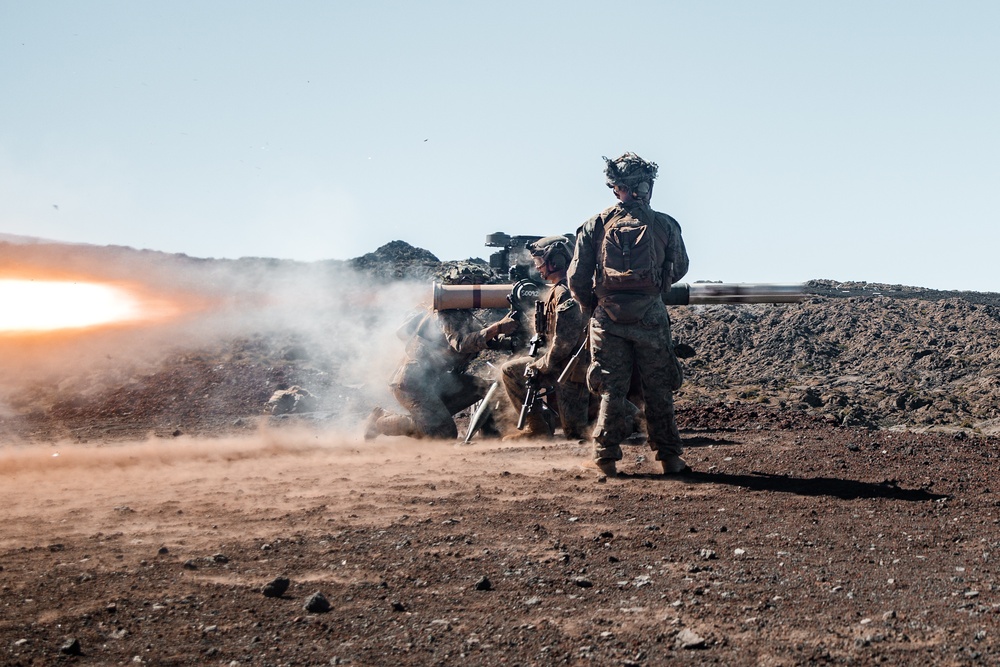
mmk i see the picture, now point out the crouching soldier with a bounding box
[500,235,590,440]
[365,269,517,440]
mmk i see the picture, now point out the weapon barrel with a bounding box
[663,282,805,305]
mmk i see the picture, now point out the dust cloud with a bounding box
[0,241,434,426]
[0,426,566,553]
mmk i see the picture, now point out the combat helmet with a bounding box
[603,152,658,199]
[437,261,496,285]
[528,235,574,272]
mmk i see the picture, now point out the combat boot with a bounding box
[365,409,420,439]
[580,458,618,477]
[364,407,386,441]
[660,454,691,475]
[597,458,618,477]
[502,414,550,441]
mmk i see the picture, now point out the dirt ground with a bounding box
[3,240,1000,665]
[2,408,998,666]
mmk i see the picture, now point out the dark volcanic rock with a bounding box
[672,279,1000,434]
[59,637,82,655]
[262,577,290,598]
[303,591,332,613]
[348,240,440,280]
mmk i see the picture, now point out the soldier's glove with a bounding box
[490,315,518,338]
[527,358,549,375]
[487,335,518,352]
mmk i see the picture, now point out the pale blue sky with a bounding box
[2,1,998,290]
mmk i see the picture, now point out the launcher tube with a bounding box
[664,283,805,305]
[434,281,805,310]
[432,283,514,310]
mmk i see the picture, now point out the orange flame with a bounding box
[0,279,182,335]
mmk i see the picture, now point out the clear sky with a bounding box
[2,1,998,291]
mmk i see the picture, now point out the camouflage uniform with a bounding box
[500,279,590,438]
[568,199,689,464]
[371,308,498,440]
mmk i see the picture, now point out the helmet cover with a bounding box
[603,152,658,193]
[438,262,495,285]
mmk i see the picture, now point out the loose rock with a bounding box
[675,628,707,650]
[262,577,290,598]
[59,637,82,655]
[304,591,331,613]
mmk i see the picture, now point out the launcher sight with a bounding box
[485,232,544,283]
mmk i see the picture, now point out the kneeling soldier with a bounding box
[500,235,590,440]
[366,267,517,440]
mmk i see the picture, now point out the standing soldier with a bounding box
[500,235,590,440]
[567,152,690,477]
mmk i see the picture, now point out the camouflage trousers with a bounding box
[588,304,683,462]
[388,360,490,439]
[500,356,590,438]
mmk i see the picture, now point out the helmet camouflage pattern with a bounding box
[528,235,574,270]
[603,152,658,196]
[437,261,496,285]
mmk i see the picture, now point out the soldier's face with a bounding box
[533,257,552,280]
[613,184,634,203]
[533,257,561,283]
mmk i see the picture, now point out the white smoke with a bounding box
[0,241,438,433]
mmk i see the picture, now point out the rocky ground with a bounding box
[673,278,1000,435]
[1,240,1000,665]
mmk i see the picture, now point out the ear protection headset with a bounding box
[529,235,573,273]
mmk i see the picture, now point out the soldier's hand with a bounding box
[493,315,518,337]
[527,358,549,375]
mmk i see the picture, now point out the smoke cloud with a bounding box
[0,239,436,432]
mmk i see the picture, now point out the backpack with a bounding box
[596,206,666,294]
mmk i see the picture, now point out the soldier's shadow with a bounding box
[631,470,947,502]
[681,435,740,446]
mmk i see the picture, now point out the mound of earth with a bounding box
[673,279,1000,434]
